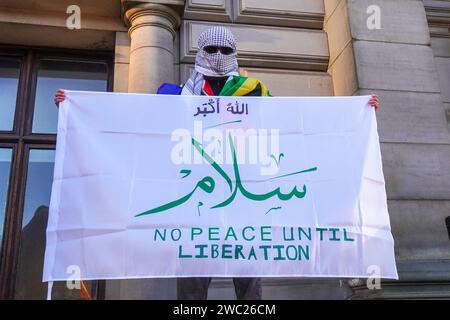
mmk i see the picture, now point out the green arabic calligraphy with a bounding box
[270,153,284,167]
[265,206,282,215]
[135,133,317,217]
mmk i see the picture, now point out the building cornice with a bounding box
[424,0,450,38]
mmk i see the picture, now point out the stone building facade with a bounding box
[0,0,449,299]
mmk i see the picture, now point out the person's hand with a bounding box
[54,89,66,108]
[369,94,379,111]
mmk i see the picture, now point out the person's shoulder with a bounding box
[237,76,271,96]
[157,83,183,95]
[243,76,262,82]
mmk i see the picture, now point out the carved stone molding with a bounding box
[233,0,325,29]
[349,259,450,299]
[424,0,450,38]
[180,20,329,71]
[124,3,181,39]
[122,0,185,12]
[180,64,333,96]
[183,0,232,22]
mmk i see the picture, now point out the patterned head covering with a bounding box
[182,26,239,95]
[195,26,239,77]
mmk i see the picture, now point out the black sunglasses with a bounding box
[203,46,235,55]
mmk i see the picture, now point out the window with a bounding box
[0,58,20,131]
[14,148,55,299]
[0,148,12,251]
[0,47,112,300]
[33,59,108,133]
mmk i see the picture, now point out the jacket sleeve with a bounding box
[157,83,183,95]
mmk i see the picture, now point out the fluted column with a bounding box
[125,3,180,93]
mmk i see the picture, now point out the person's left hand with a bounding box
[369,94,379,111]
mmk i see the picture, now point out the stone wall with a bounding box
[0,0,125,49]
[425,0,450,130]
[325,0,450,299]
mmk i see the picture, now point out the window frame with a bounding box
[0,45,113,300]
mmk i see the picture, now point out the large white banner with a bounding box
[43,91,398,281]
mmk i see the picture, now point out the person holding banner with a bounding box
[53,26,379,300]
[162,26,270,300]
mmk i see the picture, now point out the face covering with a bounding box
[195,26,239,77]
[182,26,239,95]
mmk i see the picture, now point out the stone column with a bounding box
[104,2,181,300]
[125,3,180,93]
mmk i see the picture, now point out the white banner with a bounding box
[43,91,398,281]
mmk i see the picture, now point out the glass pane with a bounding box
[0,57,20,131]
[32,59,108,133]
[0,148,13,251]
[14,149,94,299]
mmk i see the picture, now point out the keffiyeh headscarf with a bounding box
[181,26,239,95]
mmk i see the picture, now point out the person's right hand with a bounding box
[54,89,66,108]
